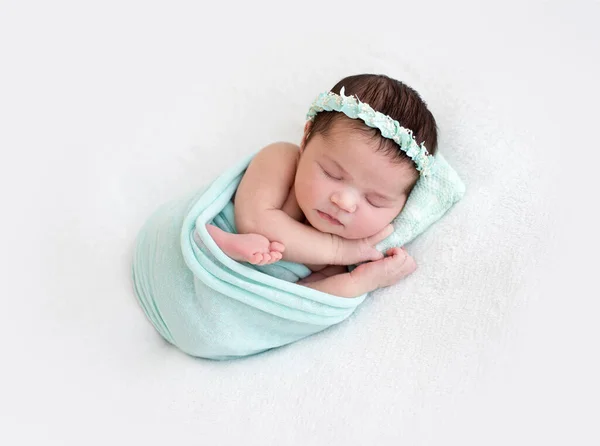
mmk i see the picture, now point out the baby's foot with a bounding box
[205,224,285,265]
[351,247,417,289]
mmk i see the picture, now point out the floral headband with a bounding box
[306,87,435,176]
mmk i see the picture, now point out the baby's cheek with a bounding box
[363,219,381,236]
[346,218,378,239]
[296,177,319,211]
[305,177,323,202]
[356,210,395,238]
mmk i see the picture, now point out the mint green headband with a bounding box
[306,87,434,176]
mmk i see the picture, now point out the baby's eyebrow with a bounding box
[328,158,350,177]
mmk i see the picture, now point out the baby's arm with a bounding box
[299,248,418,298]
[234,143,390,266]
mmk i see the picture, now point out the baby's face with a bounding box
[295,119,418,240]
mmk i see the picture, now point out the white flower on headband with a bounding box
[306,87,435,176]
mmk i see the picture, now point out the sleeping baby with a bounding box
[132,72,463,359]
[205,73,438,298]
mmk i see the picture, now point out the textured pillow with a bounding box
[376,152,466,252]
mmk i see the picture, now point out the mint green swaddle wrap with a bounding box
[131,149,465,360]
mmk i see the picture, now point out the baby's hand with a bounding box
[335,224,394,265]
[350,247,417,289]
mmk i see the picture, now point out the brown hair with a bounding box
[306,74,439,167]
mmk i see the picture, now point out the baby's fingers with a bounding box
[386,247,406,260]
[367,248,384,262]
[392,248,417,272]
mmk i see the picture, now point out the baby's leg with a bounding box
[205,224,284,266]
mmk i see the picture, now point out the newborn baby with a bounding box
[206,74,438,298]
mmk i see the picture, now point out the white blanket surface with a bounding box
[1,1,597,444]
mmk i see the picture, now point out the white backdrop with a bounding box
[1,1,598,444]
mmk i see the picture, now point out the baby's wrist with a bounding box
[328,234,345,265]
[336,236,364,265]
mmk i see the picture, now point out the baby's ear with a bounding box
[300,121,313,153]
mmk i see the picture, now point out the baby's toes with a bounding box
[258,253,272,265]
[270,241,285,253]
[249,253,263,264]
[270,251,283,262]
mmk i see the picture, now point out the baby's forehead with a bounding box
[321,138,398,168]
[321,146,416,193]
[315,119,417,183]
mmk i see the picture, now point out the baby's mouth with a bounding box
[317,210,343,226]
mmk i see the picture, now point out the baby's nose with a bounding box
[331,191,357,213]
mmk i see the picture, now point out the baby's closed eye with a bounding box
[319,163,390,208]
[366,197,385,208]
[321,166,342,181]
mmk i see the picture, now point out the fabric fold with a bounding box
[132,149,465,360]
